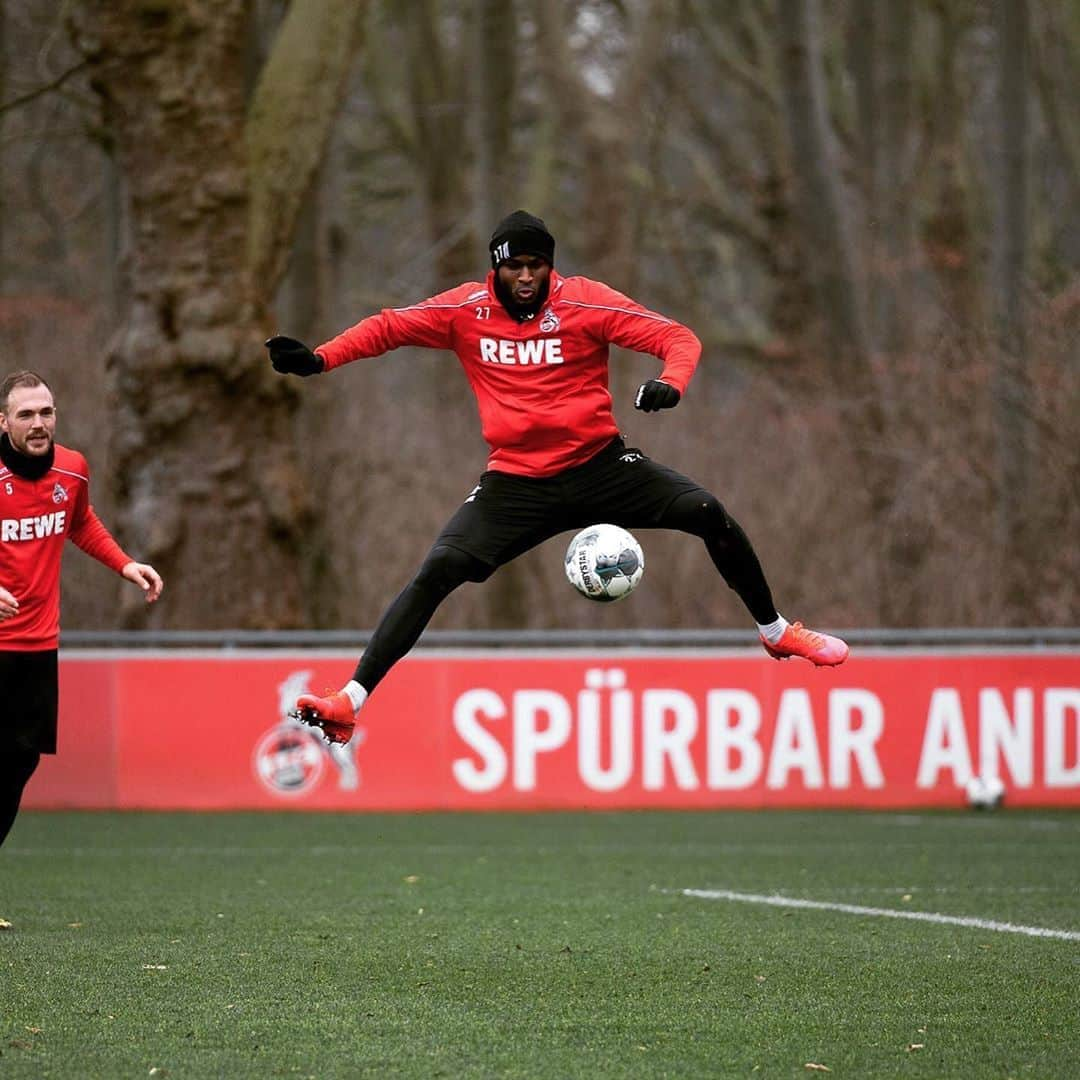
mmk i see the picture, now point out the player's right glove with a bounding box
[634,379,681,412]
[266,335,324,377]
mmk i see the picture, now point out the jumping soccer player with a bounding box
[267,211,848,745]
[0,370,163,927]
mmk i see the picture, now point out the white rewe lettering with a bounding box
[2,511,66,542]
[518,339,546,364]
[35,512,60,538]
[478,338,565,366]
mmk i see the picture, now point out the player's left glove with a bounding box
[266,335,324,377]
[634,379,681,412]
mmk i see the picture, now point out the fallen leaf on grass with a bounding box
[142,964,168,971]
[25,1026,42,1034]
[906,1044,925,1052]
[804,1064,831,1072]
[404,875,420,884]
[0,919,12,930]
[67,922,82,929]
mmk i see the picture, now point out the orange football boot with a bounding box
[291,691,356,744]
[761,622,849,667]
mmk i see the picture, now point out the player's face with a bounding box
[1,384,56,457]
[498,255,551,306]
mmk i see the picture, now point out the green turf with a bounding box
[2,810,1078,1079]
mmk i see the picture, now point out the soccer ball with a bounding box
[965,774,1006,810]
[564,524,644,602]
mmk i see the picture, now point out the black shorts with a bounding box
[435,436,705,572]
[1,649,59,754]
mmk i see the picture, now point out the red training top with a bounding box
[315,271,701,477]
[0,443,131,650]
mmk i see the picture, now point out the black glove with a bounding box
[266,335,324,377]
[634,379,681,412]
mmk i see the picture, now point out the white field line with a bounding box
[678,888,1080,942]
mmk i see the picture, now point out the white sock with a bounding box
[342,680,368,713]
[756,614,789,644]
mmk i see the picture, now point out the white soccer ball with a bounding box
[965,774,1006,810]
[564,524,645,602]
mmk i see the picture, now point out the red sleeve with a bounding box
[576,279,702,394]
[69,503,131,573]
[64,454,131,573]
[315,283,479,371]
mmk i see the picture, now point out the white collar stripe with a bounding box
[560,300,672,324]
[392,299,482,313]
[51,466,89,483]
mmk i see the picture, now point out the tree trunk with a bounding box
[990,0,1032,588]
[535,1,671,291]
[776,0,871,368]
[68,0,362,628]
[922,3,979,330]
[876,0,916,358]
[404,0,472,290]
[471,0,516,258]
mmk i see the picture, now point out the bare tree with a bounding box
[471,0,516,254]
[989,0,1033,584]
[67,0,365,628]
[776,0,871,367]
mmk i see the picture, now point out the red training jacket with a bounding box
[315,271,701,477]
[0,443,131,650]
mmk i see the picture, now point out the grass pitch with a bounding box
[2,810,1078,1079]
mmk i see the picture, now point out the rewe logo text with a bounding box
[479,337,564,366]
[1,511,67,542]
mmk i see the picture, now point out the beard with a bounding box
[493,274,550,321]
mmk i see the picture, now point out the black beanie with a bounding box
[489,210,555,268]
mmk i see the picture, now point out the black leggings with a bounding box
[354,545,489,693]
[0,747,40,847]
[353,491,776,696]
[657,490,777,624]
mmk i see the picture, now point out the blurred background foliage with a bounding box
[0,0,1076,632]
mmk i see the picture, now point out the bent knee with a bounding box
[416,544,493,593]
[663,490,731,535]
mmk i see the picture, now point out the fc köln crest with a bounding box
[539,307,560,333]
[52,483,69,504]
[253,670,365,797]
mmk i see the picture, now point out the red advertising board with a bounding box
[24,649,1080,810]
